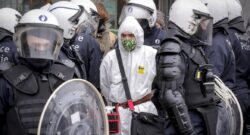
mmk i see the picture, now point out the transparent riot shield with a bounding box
[37,79,108,135]
[209,75,243,135]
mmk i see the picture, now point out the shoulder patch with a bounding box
[50,62,75,81]
[2,64,38,95]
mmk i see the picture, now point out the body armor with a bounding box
[2,62,74,135]
[157,37,220,135]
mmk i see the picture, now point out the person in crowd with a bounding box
[0,8,21,64]
[201,0,236,89]
[69,0,103,90]
[100,16,157,135]
[157,0,236,134]
[119,0,167,117]
[49,1,89,79]
[95,2,117,56]
[0,9,76,135]
[119,0,166,49]
[226,0,250,134]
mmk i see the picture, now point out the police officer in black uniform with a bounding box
[157,0,222,134]
[226,0,250,134]
[0,9,76,135]
[0,8,21,64]
[48,1,89,80]
[49,1,102,90]
[70,0,106,90]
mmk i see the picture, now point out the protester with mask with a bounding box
[201,0,236,89]
[226,0,250,134]
[96,2,117,56]
[119,0,167,118]
[157,0,238,134]
[100,16,157,135]
[0,8,21,64]
[69,0,103,90]
[119,0,166,49]
[0,9,76,135]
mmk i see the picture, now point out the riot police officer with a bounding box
[201,0,236,89]
[0,8,21,64]
[49,1,89,79]
[119,0,166,49]
[0,9,75,135]
[226,0,250,133]
[157,0,226,134]
[53,1,102,90]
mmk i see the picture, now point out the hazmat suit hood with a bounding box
[118,16,144,52]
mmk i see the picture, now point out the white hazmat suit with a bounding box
[100,16,158,135]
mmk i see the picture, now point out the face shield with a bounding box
[119,3,153,29]
[192,10,213,46]
[14,25,63,60]
[76,9,99,36]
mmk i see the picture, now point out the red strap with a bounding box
[127,100,134,110]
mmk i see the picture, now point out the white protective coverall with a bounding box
[100,16,158,135]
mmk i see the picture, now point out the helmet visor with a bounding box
[15,25,63,60]
[77,10,99,36]
[193,15,213,46]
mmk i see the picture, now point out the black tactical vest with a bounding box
[2,62,74,135]
[181,42,220,109]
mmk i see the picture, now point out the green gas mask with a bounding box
[121,39,136,52]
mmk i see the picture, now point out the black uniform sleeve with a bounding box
[87,38,102,90]
[157,40,193,135]
[205,33,236,89]
[76,34,102,90]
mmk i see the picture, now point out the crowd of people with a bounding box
[0,0,250,135]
